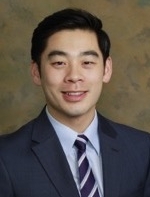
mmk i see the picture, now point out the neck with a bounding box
[47,108,96,133]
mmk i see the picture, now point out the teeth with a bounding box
[66,92,83,96]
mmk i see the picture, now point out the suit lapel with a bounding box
[31,109,124,197]
[98,114,123,197]
[31,109,80,197]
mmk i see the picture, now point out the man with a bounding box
[0,8,150,197]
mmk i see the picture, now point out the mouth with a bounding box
[62,91,87,102]
[64,91,86,95]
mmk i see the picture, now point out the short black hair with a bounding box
[31,8,111,67]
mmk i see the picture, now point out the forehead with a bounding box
[44,29,101,56]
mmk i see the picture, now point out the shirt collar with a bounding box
[46,107,100,155]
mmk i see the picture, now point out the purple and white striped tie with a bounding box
[75,135,100,197]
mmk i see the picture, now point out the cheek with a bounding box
[89,73,104,94]
[41,68,63,87]
[89,72,103,84]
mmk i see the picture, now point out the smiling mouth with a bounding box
[62,91,87,102]
[63,91,86,95]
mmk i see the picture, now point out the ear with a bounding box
[102,56,112,83]
[31,62,41,86]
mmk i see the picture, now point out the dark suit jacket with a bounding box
[0,108,150,197]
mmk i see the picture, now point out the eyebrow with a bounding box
[48,50,67,58]
[80,50,99,58]
[47,50,99,59]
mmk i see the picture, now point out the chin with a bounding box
[64,107,93,118]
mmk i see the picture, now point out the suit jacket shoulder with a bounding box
[0,108,80,197]
[97,113,150,197]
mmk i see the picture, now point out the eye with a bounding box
[82,61,95,68]
[51,61,66,67]
[84,61,94,64]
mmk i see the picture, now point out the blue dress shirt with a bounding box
[46,107,104,196]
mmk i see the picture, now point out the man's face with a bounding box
[31,29,112,123]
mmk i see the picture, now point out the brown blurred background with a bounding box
[0,0,150,135]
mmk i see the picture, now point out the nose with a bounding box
[64,63,84,83]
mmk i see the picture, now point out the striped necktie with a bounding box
[75,135,100,197]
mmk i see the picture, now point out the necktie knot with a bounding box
[74,135,88,152]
